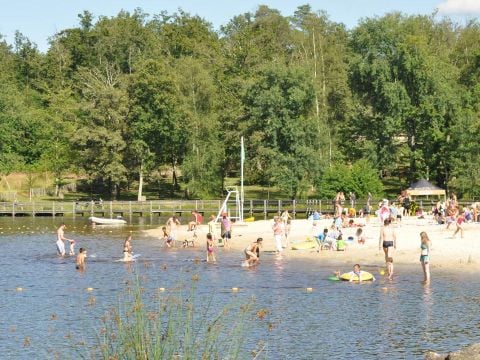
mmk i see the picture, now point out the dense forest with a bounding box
[1,5,479,200]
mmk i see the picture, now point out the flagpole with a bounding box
[240,136,244,222]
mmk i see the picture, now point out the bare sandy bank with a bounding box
[142,216,480,271]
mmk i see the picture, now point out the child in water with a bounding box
[335,264,375,282]
[162,226,173,248]
[69,239,76,255]
[76,248,87,270]
[420,231,431,283]
[206,233,216,263]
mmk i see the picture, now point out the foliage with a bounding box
[316,159,384,199]
[0,9,479,198]
[94,279,264,359]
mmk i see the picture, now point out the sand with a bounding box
[142,216,480,271]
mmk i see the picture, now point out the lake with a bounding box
[0,217,478,359]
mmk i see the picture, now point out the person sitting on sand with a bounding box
[243,238,262,266]
[123,235,133,261]
[314,228,329,252]
[355,228,366,245]
[336,235,347,251]
[188,211,203,231]
[76,248,87,270]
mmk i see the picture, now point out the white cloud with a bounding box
[437,0,480,15]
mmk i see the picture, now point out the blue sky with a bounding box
[1,0,479,52]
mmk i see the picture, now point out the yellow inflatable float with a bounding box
[339,271,374,282]
[291,239,316,250]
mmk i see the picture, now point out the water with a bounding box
[0,217,479,359]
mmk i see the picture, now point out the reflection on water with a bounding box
[0,217,479,359]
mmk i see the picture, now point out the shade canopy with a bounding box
[405,179,446,197]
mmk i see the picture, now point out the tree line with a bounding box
[0,5,479,200]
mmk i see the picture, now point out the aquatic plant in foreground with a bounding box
[92,279,267,359]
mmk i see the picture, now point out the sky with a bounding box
[1,0,480,52]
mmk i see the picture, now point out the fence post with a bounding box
[12,202,15,217]
[278,200,281,214]
[110,201,113,218]
[293,199,296,219]
[32,201,35,217]
[52,201,55,217]
[264,200,267,220]
[129,201,132,217]
[72,202,75,217]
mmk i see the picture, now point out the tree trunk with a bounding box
[137,161,144,201]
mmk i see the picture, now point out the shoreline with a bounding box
[142,217,480,272]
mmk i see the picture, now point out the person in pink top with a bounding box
[453,213,465,239]
[272,216,285,253]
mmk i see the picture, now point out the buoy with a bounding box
[16,287,23,292]
[306,287,313,292]
[380,269,385,276]
[86,287,94,292]
[232,287,239,292]
[158,287,165,292]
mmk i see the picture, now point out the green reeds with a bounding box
[93,278,264,360]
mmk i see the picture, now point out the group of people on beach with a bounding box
[57,189,480,283]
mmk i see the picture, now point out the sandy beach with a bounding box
[143,216,480,272]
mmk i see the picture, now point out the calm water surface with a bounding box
[0,217,479,359]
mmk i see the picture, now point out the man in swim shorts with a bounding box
[379,218,396,280]
[56,224,75,256]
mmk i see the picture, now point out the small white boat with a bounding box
[88,216,127,225]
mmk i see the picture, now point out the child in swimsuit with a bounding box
[162,226,173,248]
[206,233,216,263]
[420,231,431,282]
[69,239,76,256]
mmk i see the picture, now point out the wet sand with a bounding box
[143,216,480,271]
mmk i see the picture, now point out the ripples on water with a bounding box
[0,217,479,359]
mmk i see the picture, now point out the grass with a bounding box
[88,277,267,360]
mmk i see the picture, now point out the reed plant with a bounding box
[92,278,266,360]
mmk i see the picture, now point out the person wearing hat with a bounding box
[243,238,263,266]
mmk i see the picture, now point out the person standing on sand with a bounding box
[56,224,75,256]
[379,218,396,280]
[272,216,285,253]
[452,213,465,239]
[419,232,431,283]
[221,213,232,249]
